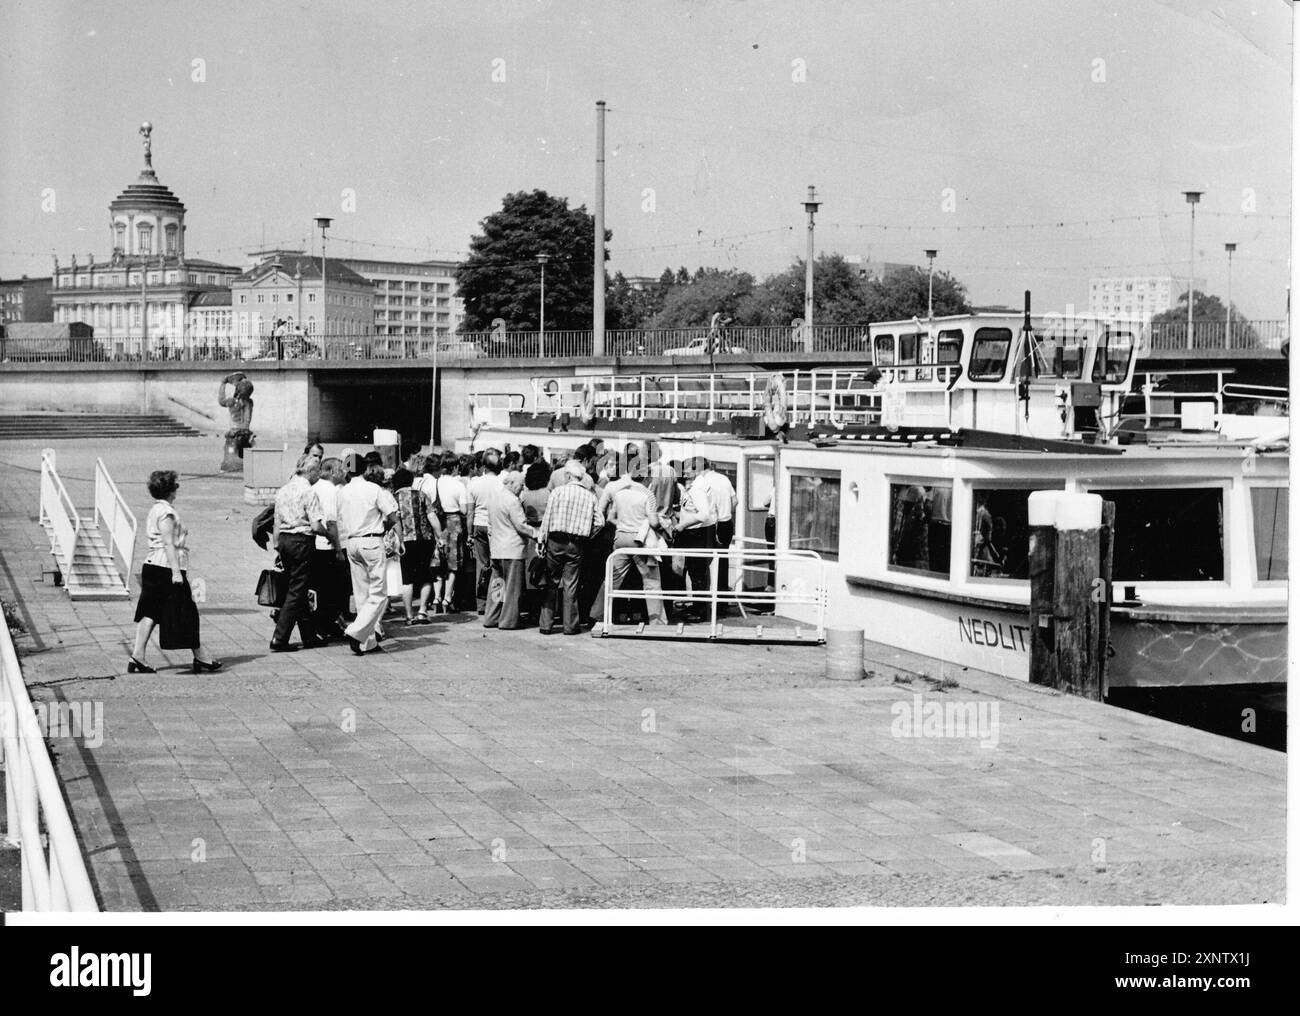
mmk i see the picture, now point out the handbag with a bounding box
[255,567,287,607]
[385,558,404,597]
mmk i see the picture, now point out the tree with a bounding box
[456,190,610,331]
[606,271,663,330]
[1150,290,1258,347]
[736,253,876,326]
[865,265,970,321]
[648,268,755,329]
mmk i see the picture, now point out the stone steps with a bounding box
[0,413,203,439]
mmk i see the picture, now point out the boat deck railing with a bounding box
[1135,369,1290,429]
[525,366,963,428]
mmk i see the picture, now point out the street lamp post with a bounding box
[1224,242,1236,348]
[314,215,333,353]
[536,253,550,358]
[1182,191,1203,350]
[925,249,938,324]
[802,185,821,352]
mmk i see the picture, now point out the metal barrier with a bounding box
[39,450,81,579]
[598,545,826,641]
[94,457,138,584]
[1135,369,1290,427]
[0,613,100,911]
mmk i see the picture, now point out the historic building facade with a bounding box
[50,123,240,354]
[229,252,374,351]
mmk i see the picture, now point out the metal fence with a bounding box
[2,320,1285,364]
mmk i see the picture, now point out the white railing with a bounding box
[39,450,81,579]
[94,457,138,585]
[1,614,100,911]
[598,545,827,640]
[530,369,901,428]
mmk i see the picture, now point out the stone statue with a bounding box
[139,121,153,172]
[217,371,255,471]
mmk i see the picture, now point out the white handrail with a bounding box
[39,451,81,578]
[600,545,827,640]
[0,611,99,911]
[94,457,138,585]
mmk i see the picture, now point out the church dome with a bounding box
[109,122,186,215]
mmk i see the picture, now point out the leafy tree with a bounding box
[1150,290,1257,346]
[456,190,610,330]
[736,253,876,326]
[606,271,664,329]
[649,268,755,329]
[865,265,970,321]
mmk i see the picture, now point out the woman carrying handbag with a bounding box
[128,469,221,674]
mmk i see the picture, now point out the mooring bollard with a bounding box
[1028,491,1106,700]
[824,625,865,681]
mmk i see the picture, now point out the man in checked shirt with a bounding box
[537,459,604,635]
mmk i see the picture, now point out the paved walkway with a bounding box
[0,436,1285,909]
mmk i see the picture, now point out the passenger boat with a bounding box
[457,307,1288,691]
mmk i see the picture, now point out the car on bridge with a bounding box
[663,335,747,356]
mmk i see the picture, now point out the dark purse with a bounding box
[255,566,287,607]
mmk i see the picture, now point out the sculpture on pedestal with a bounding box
[217,371,255,471]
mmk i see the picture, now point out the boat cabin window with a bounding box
[1250,486,1288,581]
[788,470,840,561]
[1092,328,1135,384]
[1093,487,1224,581]
[873,334,895,366]
[1032,327,1086,379]
[888,481,952,577]
[748,458,774,512]
[967,327,1013,381]
[937,329,963,364]
[898,333,921,366]
[969,486,1059,580]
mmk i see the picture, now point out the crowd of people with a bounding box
[124,437,742,669]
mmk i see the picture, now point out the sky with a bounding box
[0,0,1291,320]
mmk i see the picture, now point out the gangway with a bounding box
[38,450,137,600]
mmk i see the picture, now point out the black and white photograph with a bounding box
[0,0,1292,942]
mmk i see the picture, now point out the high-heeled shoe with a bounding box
[127,657,156,674]
[191,657,223,674]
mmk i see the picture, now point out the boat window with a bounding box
[898,333,921,366]
[1032,326,1086,379]
[937,329,963,364]
[788,471,840,561]
[888,482,952,577]
[1092,328,1135,384]
[748,458,774,512]
[873,334,895,366]
[969,487,1061,580]
[1250,486,1288,581]
[968,327,1012,381]
[1093,487,1224,581]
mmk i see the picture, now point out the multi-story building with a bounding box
[50,123,240,354]
[0,276,54,324]
[230,252,373,350]
[1088,275,1201,322]
[340,258,464,338]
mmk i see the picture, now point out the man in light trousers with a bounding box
[338,460,398,655]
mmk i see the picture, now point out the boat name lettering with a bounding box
[958,615,1029,652]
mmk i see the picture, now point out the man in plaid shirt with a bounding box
[538,459,604,635]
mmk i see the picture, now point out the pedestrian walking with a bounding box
[337,461,399,655]
[128,469,221,673]
[270,454,329,652]
[310,456,348,638]
[538,459,603,635]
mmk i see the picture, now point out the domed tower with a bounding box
[108,122,187,262]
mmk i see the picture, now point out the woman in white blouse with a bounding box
[128,469,221,674]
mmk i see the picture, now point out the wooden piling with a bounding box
[1097,500,1115,699]
[1027,491,1059,687]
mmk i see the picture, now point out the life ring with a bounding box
[579,378,598,424]
[762,372,789,434]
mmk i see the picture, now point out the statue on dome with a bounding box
[217,371,255,471]
[139,121,154,171]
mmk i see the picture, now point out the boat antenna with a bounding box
[1017,289,1033,422]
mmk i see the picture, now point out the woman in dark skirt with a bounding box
[128,469,222,674]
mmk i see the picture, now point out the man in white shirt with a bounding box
[310,456,347,638]
[462,449,503,614]
[605,456,668,625]
[483,473,538,630]
[337,461,398,654]
[686,458,739,609]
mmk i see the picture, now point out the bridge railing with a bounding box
[5,320,1285,363]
